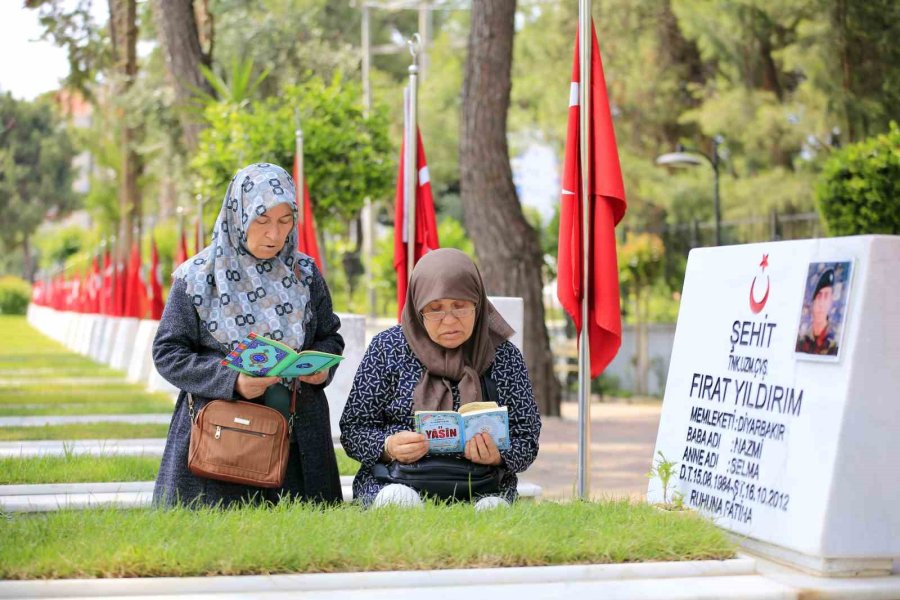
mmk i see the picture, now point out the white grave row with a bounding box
[648,235,900,576]
[25,297,524,437]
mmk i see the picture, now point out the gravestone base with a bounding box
[736,535,893,577]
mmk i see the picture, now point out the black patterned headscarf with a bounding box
[174,163,315,351]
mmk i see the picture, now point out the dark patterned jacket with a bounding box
[152,265,344,508]
[339,325,541,505]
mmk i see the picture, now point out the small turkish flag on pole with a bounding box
[293,131,324,271]
[557,18,627,379]
[393,127,439,319]
[149,237,165,320]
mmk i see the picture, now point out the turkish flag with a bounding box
[557,21,627,379]
[149,237,165,320]
[87,254,101,313]
[393,127,439,319]
[174,226,190,271]
[292,154,324,271]
[114,259,127,318]
[123,241,147,319]
[100,248,112,316]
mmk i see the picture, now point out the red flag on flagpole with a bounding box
[175,227,189,269]
[87,254,101,313]
[557,21,627,379]
[100,247,112,315]
[123,241,145,318]
[393,128,439,319]
[149,237,165,320]
[114,259,127,317]
[292,153,324,270]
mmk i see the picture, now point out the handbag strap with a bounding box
[288,380,298,434]
[186,382,297,434]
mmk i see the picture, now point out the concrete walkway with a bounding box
[532,402,662,500]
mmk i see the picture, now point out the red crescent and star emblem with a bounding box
[749,254,770,314]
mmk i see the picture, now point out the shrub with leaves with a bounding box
[0,276,31,315]
[817,123,900,236]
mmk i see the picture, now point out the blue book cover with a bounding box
[221,332,344,377]
[415,403,510,454]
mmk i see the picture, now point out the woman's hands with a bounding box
[383,432,502,466]
[235,374,280,399]
[298,370,328,385]
[235,369,327,400]
[465,433,503,466]
[384,431,428,464]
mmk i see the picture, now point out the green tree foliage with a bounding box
[816,123,899,236]
[348,216,474,316]
[0,93,77,278]
[192,74,394,230]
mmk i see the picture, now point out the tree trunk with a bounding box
[109,0,141,260]
[153,0,214,151]
[22,233,34,283]
[459,0,561,416]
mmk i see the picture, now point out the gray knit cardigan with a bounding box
[151,265,344,508]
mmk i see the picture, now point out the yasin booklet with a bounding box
[415,401,510,454]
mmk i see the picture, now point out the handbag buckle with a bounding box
[214,425,221,440]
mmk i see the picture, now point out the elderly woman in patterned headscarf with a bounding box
[152,162,344,508]
[340,248,541,509]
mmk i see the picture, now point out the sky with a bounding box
[0,4,105,100]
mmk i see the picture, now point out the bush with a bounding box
[0,276,31,315]
[817,123,900,236]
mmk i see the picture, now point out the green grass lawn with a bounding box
[0,455,163,485]
[0,316,117,375]
[0,450,360,484]
[0,316,175,416]
[0,500,735,579]
[0,423,171,441]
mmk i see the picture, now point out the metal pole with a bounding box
[195,194,205,251]
[405,36,420,284]
[362,5,377,318]
[418,1,429,79]
[712,136,721,246]
[577,0,592,500]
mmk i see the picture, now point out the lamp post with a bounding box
[656,136,722,246]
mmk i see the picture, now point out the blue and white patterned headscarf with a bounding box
[174,163,315,351]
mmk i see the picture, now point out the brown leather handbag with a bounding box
[187,383,296,488]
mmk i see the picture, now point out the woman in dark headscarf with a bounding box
[340,248,541,508]
[152,162,344,508]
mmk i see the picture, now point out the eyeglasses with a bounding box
[421,306,477,322]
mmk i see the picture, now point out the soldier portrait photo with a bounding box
[795,261,853,360]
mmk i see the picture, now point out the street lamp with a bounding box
[655,136,723,246]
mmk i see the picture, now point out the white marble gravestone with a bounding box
[648,235,900,576]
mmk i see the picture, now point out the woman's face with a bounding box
[246,202,294,259]
[421,298,477,349]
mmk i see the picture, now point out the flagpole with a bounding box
[361,4,377,319]
[195,194,206,251]
[405,34,420,283]
[577,0,593,500]
[295,114,305,233]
